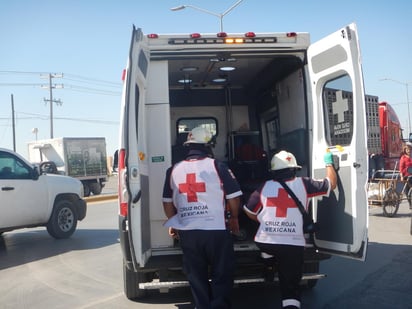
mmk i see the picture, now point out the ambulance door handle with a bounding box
[132,190,142,204]
[353,162,361,168]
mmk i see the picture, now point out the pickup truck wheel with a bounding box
[123,261,147,299]
[47,200,78,239]
[89,182,102,195]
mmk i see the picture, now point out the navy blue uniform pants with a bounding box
[256,242,304,308]
[178,229,235,309]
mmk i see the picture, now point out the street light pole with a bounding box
[170,0,243,32]
[380,78,411,137]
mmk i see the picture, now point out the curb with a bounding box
[85,194,118,203]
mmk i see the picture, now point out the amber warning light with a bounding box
[225,38,244,44]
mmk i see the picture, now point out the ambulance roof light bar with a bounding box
[170,0,243,33]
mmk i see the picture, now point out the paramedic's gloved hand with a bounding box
[324,152,334,166]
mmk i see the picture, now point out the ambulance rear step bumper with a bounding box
[138,273,326,291]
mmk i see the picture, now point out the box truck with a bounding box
[28,137,107,196]
[118,23,369,299]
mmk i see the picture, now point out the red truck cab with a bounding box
[379,101,403,170]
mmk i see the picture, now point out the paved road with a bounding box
[0,193,411,308]
[315,203,412,308]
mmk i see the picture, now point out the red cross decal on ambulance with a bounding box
[266,188,297,217]
[179,173,206,202]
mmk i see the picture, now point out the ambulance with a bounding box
[118,23,369,299]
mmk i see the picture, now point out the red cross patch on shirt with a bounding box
[179,173,206,202]
[266,188,297,217]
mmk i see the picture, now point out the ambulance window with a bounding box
[135,84,139,138]
[323,75,353,146]
[138,50,148,77]
[177,118,218,136]
[265,118,280,154]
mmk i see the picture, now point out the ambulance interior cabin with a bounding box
[167,52,309,198]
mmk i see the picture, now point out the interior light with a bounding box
[220,66,236,72]
[178,79,192,84]
[181,67,198,72]
[213,78,227,83]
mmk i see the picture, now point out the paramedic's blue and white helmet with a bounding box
[271,150,302,171]
[184,126,213,145]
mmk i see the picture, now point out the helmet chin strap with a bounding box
[271,168,297,181]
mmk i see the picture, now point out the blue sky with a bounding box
[0,0,411,159]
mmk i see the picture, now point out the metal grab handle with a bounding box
[132,190,142,204]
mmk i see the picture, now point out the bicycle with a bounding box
[367,169,412,217]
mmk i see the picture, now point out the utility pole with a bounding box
[41,73,63,138]
[11,94,16,152]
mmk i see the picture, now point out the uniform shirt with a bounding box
[244,176,331,246]
[163,149,242,230]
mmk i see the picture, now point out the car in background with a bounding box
[0,148,86,238]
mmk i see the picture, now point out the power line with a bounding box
[0,70,48,75]
[3,111,119,125]
[0,70,122,96]
[0,70,120,86]
[0,82,121,96]
[0,83,44,87]
[64,84,121,96]
[55,116,119,125]
[63,73,121,86]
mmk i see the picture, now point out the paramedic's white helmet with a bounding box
[270,150,302,171]
[184,126,213,145]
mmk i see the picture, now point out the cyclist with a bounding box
[399,143,412,208]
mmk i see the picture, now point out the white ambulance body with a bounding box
[118,23,369,299]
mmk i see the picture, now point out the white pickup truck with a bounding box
[0,148,87,239]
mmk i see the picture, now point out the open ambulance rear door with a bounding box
[307,23,368,261]
[119,26,151,271]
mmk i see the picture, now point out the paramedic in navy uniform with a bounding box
[162,126,242,309]
[244,150,337,309]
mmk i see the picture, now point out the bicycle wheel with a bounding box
[382,188,400,217]
[408,187,412,209]
[410,212,412,235]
